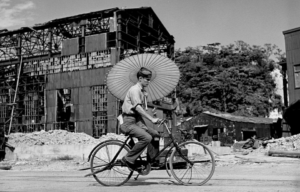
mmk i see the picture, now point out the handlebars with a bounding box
[157,119,168,126]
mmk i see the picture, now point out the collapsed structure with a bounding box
[0,7,177,138]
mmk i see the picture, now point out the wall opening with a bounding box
[56,88,74,131]
[92,85,108,138]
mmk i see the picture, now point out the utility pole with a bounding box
[8,56,23,134]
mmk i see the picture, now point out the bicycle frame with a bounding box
[85,119,216,186]
[82,138,133,172]
[84,119,193,175]
[147,120,194,165]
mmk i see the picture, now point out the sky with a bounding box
[0,0,300,52]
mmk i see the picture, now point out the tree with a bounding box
[175,41,283,117]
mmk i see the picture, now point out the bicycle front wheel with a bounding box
[169,141,215,185]
[90,140,133,186]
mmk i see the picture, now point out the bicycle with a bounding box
[164,117,206,177]
[81,119,215,186]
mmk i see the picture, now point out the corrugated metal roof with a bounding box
[203,111,275,124]
[283,26,300,35]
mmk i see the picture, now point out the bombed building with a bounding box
[0,7,176,137]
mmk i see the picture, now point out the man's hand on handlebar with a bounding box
[151,117,163,124]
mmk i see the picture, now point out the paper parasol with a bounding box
[106,53,180,102]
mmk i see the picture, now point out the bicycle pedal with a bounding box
[135,165,144,170]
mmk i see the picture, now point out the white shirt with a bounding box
[122,83,146,115]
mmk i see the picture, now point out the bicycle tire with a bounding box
[165,139,200,176]
[164,147,174,177]
[90,140,133,186]
[169,141,215,185]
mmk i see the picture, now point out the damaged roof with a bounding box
[0,7,172,37]
[203,111,275,124]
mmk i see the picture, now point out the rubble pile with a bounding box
[263,134,300,151]
[8,130,126,146]
[98,133,127,143]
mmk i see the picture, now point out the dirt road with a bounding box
[1,157,299,192]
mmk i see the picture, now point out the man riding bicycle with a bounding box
[120,67,161,171]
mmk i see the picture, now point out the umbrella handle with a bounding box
[145,97,148,110]
[152,107,157,117]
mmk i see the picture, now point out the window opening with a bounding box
[294,65,300,88]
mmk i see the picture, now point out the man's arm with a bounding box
[135,105,159,124]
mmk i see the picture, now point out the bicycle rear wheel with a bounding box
[90,140,133,186]
[169,141,215,185]
[164,147,175,177]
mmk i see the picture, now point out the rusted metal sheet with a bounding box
[79,70,90,87]
[60,72,73,88]
[85,33,107,53]
[47,71,87,90]
[46,73,61,90]
[45,89,57,131]
[94,68,106,85]
[45,74,54,90]
[62,38,79,56]
[78,68,106,87]
[87,68,101,85]
[77,121,92,135]
[77,104,92,135]
[70,87,79,123]
[284,28,300,104]
[73,104,79,122]
[72,70,81,87]
[78,104,92,119]
[285,31,300,51]
[76,70,84,87]
[53,70,90,89]
[46,90,56,108]
[89,70,98,85]
[46,74,60,90]
[54,73,61,89]
[110,48,118,65]
[107,92,116,133]
[79,87,91,104]
[287,49,300,64]
[58,72,65,88]
[71,88,79,104]
[46,107,56,131]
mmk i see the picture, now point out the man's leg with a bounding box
[124,124,152,164]
[145,127,160,162]
[136,119,160,162]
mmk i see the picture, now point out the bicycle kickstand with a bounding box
[134,173,140,180]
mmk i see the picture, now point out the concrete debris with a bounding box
[97,132,127,142]
[261,133,300,152]
[8,130,126,146]
[268,150,300,158]
[233,134,300,157]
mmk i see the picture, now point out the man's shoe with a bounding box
[151,162,161,170]
[121,157,137,172]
